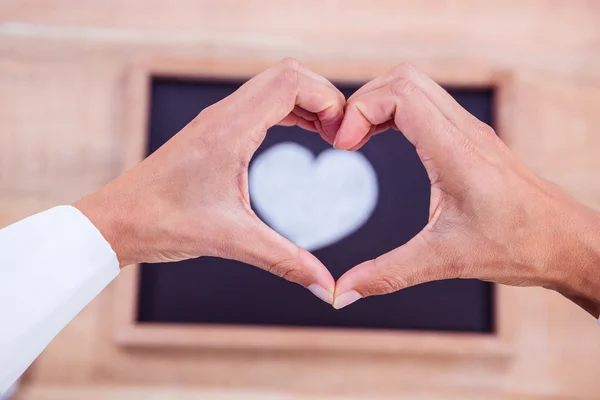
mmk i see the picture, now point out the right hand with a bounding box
[75,59,346,305]
[332,63,600,317]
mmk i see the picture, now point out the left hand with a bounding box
[331,63,600,316]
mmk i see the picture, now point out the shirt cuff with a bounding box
[0,205,120,393]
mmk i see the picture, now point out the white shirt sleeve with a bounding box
[0,206,120,394]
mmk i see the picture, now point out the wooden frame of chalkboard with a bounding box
[114,58,516,357]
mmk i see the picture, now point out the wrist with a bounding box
[545,198,600,316]
[73,183,140,268]
[561,224,600,306]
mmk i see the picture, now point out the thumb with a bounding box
[333,232,449,309]
[231,216,336,305]
[559,290,600,319]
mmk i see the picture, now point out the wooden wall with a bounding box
[1,1,600,399]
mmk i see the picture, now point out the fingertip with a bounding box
[332,132,341,149]
[332,127,355,150]
[333,130,355,150]
[334,259,374,296]
[308,283,334,305]
[299,249,335,293]
[333,290,362,310]
[318,104,345,145]
[334,106,372,150]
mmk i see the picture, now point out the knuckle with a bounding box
[336,88,347,105]
[246,129,264,149]
[275,59,300,87]
[367,272,408,295]
[475,121,496,137]
[361,257,411,295]
[280,57,301,69]
[193,105,213,125]
[390,78,417,98]
[391,62,418,79]
[187,109,220,148]
[345,97,362,113]
[263,244,306,282]
[448,262,467,280]
[267,257,306,283]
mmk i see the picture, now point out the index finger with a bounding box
[222,59,345,149]
[334,78,457,162]
[348,63,481,133]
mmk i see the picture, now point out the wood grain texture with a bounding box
[502,73,600,209]
[1,1,600,83]
[13,384,577,400]
[0,58,125,203]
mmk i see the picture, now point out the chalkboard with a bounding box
[137,77,495,333]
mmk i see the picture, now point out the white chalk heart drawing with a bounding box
[249,142,379,252]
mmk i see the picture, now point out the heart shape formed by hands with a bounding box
[249,142,378,252]
[83,57,597,317]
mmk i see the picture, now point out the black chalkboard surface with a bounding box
[137,77,495,333]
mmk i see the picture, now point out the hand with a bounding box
[332,63,600,317]
[74,58,345,304]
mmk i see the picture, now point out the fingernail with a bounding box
[333,135,340,149]
[308,284,334,305]
[333,290,362,310]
